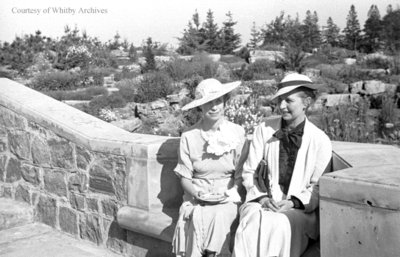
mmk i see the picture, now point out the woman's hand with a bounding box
[259,196,280,212]
[276,200,294,212]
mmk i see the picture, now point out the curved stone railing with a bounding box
[1,78,399,257]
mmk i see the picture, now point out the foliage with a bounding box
[225,98,265,134]
[134,71,175,103]
[43,86,107,101]
[301,10,321,52]
[218,12,241,54]
[86,92,127,116]
[116,80,138,102]
[362,55,391,69]
[202,9,220,53]
[249,22,261,50]
[343,5,362,50]
[275,45,307,73]
[382,9,400,52]
[323,17,341,47]
[362,5,383,53]
[29,70,84,91]
[86,66,115,86]
[98,108,118,122]
[142,37,157,72]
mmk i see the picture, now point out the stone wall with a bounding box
[0,78,180,256]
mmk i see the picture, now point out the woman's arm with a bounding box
[180,176,201,199]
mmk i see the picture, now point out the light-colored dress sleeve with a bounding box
[174,134,193,179]
[233,126,247,184]
[242,122,270,202]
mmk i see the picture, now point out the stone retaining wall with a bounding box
[0,78,180,256]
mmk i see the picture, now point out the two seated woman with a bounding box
[173,73,332,257]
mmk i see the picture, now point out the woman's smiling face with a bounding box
[201,96,225,122]
[277,91,308,125]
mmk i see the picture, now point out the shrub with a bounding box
[114,67,140,82]
[247,59,274,76]
[116,80,137,103]
[86,67,115,86]
[164,58,196,81]
[29,71,84,91]
[43,86,107,101]
[86,93,126,117]
[134,71,174,103]
[191,53,219,79]
[361,55,391,69]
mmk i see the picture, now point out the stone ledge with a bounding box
[0,78,178,157]
[117,206,178,243]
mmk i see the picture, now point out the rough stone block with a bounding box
[59,206,78,235]
[79,213,103,245]
[21,165,41,185]
[8,131,30,160]
[37,195,57,227]
[48,138,74,169]
[44,169,67,197]
[0,125,7,137]
[15,184,30,204]
[102,199,118,217]
[68,172,88,193]
[0,155,7,182]
[69,192,85,211]
[76,146,92,171]
[115,169,126,202]
[105,220,127,254]
[0,139,6,152]
[89,164,115,195]
[3,184,13,198]
[126,230,173,257]
[31,136,51,166]
[87,197,99,213]
[0,108,26,130]
[6,157,22,183]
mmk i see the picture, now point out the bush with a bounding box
[134,71,175,103]
[114,67,140,82]
[361,55,391,69]
[43,86,107,101]
[164,58,196,81]
[116,80,137,103]
[29,71,84,91]
[85,92,127,117]
[86,67,115,86]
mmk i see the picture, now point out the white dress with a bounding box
[172,119,246,257]
[233,116,332,257]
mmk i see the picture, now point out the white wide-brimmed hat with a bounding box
[181,78,241,111]
[271,73,318,100]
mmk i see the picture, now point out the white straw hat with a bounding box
[271,73,318,100]
[181,78,241,111]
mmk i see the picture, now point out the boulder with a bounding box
[135,99,172,124]
[350,80,395,95]
[207,54,221,62]
[344,58,357,65]
[249,50,284,63]
[320,93,361,107]
[111,118,142,132]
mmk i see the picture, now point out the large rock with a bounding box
[44,169,68,197]
[320,93,361,107]
[48,138,74,169]
[350,80,396,95]
[111,118,142,132]
[249,50,284,63]
[135,99,172,124]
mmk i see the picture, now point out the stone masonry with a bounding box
[0,106,127,252]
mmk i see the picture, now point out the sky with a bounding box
[0,0,399,48]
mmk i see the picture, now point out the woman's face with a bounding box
[201,96,225,122]
[277,91,309,125]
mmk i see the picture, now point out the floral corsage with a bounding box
[201,121,240,156]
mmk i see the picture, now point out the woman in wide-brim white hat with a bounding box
[173,78,247,257]
[234,73,332,257]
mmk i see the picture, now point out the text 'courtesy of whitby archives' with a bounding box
[11,7,108,15]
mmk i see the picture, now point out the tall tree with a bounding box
[363,5,383,53]
[217,12,241,54]
[323,17,341,47]
[202,9,220,53]
[343,5,362,50]
[301,10,321,51]
[261,11,286,47]
[249,22,261,49]
[142,37,156,72]
[177,10,207,54]
[382,8,400,52]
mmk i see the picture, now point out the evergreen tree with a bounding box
[382,8,400,52]
[286,14,305,48]
[363,5,383,53]
[301,10,321,51]
[323,17,341,47]
[128,43,137,62]
[142,37,156,72]
[202,9,220,53]
[343,5,362,50]
[261,11,286,47]
[249,22,261,49]
[218,12,241,54]
[177,10,208,55]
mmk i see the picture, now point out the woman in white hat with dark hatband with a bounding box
[233,73,332,257]
[172,78,247,257]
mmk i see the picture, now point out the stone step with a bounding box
[0,198,34,230]
[0,223,122,257]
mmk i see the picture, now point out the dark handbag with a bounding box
[255,159,271,196]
